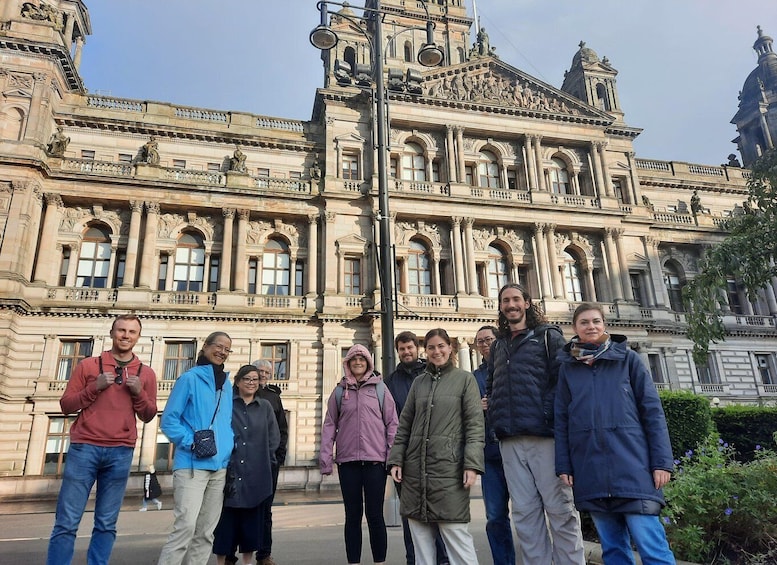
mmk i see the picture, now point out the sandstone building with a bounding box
[0,0,775,498]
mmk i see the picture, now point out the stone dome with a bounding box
[571,41,600,68]
[739,26,777,108]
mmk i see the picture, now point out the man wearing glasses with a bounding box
[47,314,158,565]
[473,325,516,565]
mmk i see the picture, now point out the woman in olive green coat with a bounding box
[389,328,484,565]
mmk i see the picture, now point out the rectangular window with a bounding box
[164,341,196,380]
[342,153,360,180]
[432,160,441,183]
[114,250,126,287]
[295,262,304,296]
[344,257,361,295]
[389,158,398,178]
[726,278,744,314]
[118,153,133,164]
[207,162,221,172]
[43,416,77,475]
[507,169,517,190]
[648,353,665,384]
[208,255,220,293]
[261,343,289,380]
[630,272,647,307]
[696,354,720,385]
[248,258,258,294]
[57,339,94,380]
[172,159,186,169]
[81,150,95,160]
[158,254,168,291]
[613,179,625,202]
[465,165,475,186]
[257,167,270,178]
[756,354,775,385]
[59,247,71,287]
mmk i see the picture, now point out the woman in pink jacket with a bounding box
[320,344,399,565]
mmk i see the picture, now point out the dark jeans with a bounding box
[256,463,280,559]
[395,481,450,565]
[338,461,388,564]
[481,454,516,565]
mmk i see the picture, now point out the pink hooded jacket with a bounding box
[319,344,398,475]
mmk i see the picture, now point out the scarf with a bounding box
[569,334,611,366]
[196,354,227,390]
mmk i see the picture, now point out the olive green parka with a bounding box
[388,361,485,523]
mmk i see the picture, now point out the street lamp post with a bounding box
[311,0,443,379]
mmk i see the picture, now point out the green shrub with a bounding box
[660,390,713,460]
[712,406,777,462]
[662,433,777,563]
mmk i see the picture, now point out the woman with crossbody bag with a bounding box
[159,332,235,565]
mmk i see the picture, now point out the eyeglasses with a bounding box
[242,378,259,384]
[115,366,125,385]
[209,344,233,354]
[475,338,495,346]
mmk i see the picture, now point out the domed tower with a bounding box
[732,26,777,167]
[561,41,624,122]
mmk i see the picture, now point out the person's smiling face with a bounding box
[237,370,259,398]
[349,355,369,380]
[203,336,232,365]
[425,335,452,368]
[573,308,606,343]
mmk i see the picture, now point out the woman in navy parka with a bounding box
[555,303,676,565]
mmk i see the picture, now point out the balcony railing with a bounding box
[151,291,217,306]
[400,294,457,311]
[61,158,134,177]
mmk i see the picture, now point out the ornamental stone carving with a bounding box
[473,228,493,251]
[21,1,64,30]
[158,213,184,239]
[59,207,91,233]
[247,220,273,245]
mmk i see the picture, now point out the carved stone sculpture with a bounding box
[46,127,70,157]
[141,137,160,165]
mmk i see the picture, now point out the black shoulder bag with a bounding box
[191,389,222,459]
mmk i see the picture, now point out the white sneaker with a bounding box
[139,507,147,512]
[155,500,162,510]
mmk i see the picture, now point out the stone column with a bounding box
[324,211,337,293]
[533,135,546,191]
[533,223,551,299]
[446,126,457,182]
[164,252,175,290]
[20,185,44,281]
[122,201,143,287]
[431,256,442,295]
[107,244,119,288]
[34,193,63,285]
[219,208,235,291]
[545,224,563,298]
[138,202,159,288]
[614,229,634,301]
[306,214,319,297]
[523,136,537,190]
[599,142,614,197]
[458,339,472,372]
[625,152,643,206]
[760,110,775,150]
[234,209,249,292]
[63,13,76,49]
[73,37,85,71]
[64,243,78,286]
[583,267,598,302]
[24,73,49,143]
[643,236,669,308]
[603,228,624,301]
[463,218,478,294]
[571,172,580,195]
[451,217,467,294]
[455,127,466,184]
[590,142,606,198]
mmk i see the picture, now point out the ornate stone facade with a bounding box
[0,0,774,500]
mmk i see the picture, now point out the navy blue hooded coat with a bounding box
[554,334,674,510]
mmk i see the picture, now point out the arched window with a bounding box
[457,47,466,64]
[76,225,112,288]
[478,150,500,188]
[596,83,610,111]
[486,245,509,298]
[663,261,685,312]
[403,41,413,63]
[562,250,585,302]
[407,240,431,295]
[174,231,205,291]
[343,46,356,72]
[401,142,426,181]
[262,238,291,295]
[0,107,25,141]
[550,158,570,194]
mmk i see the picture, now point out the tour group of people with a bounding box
[46,281,676,565]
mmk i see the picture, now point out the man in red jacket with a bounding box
[47,314,158,565]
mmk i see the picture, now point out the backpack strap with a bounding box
[335,381,385,415]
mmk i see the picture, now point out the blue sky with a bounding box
[77,1,777,166]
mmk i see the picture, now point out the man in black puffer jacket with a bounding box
[486,284,585,565]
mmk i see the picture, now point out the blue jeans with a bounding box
[481,455,515,565]
[590,512,676,565]
[47,443,134,565]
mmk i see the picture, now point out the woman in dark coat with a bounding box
[389,328,484,565]
[555,303,676,564]
[213,365,280,565]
